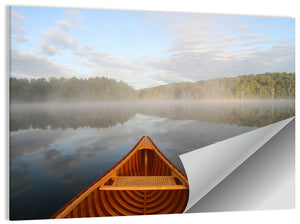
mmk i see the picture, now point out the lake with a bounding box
[9,100,295,220]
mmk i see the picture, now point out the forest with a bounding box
[10,72,295,102]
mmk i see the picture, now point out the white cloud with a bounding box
[146,15,295,84]
[220,33,269,42]
[64,9,83,30]
[55,9,83,30]
[235,24,250,32]
[73,44,110,60]
[56,20,72,30]
[11,10,26,23]
[172,21,208,39]
[72,58,98,68]
[144,39,295,82]
[42,28,79,51]
[11,22,25,34]
[149,72,193,83]
[10,48,73,78]
[39,42,61,56]
[38,9,83,56]
[241,39,274,47]
[12,35,28,43]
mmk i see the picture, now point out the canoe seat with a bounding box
[99,176,188,190]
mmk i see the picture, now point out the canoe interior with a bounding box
[52,136,189,218]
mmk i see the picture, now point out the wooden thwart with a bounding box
[99,176,188,190]
[52,136,189,218]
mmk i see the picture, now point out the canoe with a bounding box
[52,136,189,218]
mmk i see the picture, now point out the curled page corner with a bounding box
[180,117,294,212]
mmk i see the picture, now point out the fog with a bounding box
[10,100,295,131]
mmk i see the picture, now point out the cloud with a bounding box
[165,37,210,52]
[42,28,79,51]
[38,9,83,56]
[55,9,83,30]
[172,21,208,39]
[56,20,72,30]
[72,58,98,68]
[149,15,294,84]
[11,10,26,23]
[148,72,193,84]
[12,35,28,43]
[10,10,29,48]
[145,39,295,82]
[235,24,250,32]
[241,39,274,47]
[39,42,60,56]
[11,22,25,34]
[10,48,72,78]
[73,44,112,61]
[64,9,83,30]
[72,44,153,83]
[276,24,291,29]
[220,33,269,42]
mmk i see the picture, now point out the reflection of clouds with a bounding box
[15,161,32,170]
[9,112,259,219]
[41,148,88,190]
[154,121,255,150]
[10,114,255,184]
[10,129,72,160]
[42,149,81,176]
[43,148,62,160]
[76,140,115,159]
[124,115,256,171]
[10,169,32,198]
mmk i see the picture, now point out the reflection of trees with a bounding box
[10,103,137,131]
[139,101,295,127]
[10,101,295,131]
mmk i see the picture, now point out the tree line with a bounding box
[138,72,295,100]
[10,72,295,102]
[10,77,137,102]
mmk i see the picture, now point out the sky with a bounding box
[10,6,295,89]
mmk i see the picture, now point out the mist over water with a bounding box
[9,100,294,220]
[10,100,295,131]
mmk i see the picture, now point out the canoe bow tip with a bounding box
[52,135,189,218]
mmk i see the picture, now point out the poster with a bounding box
[5,1,297,223]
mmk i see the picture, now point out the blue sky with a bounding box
[10,6,295,89]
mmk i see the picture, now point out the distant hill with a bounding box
[10,72,295,102]
[138,72,295,100]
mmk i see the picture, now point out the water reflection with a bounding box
[10,101,295,131]
[9,101,294,220]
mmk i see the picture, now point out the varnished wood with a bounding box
[52,136,189,219]
[99,176,188,190]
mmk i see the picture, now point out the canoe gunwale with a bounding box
[51,136,189,218]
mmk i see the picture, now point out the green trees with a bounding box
[138,72,295,100]
[10,72,295,102]
[10,76,137,102]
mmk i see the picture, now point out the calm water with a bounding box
[9,101,295,220]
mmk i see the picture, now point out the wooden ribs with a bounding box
[52,136,189,218]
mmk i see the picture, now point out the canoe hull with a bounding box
[52,136,189,218]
